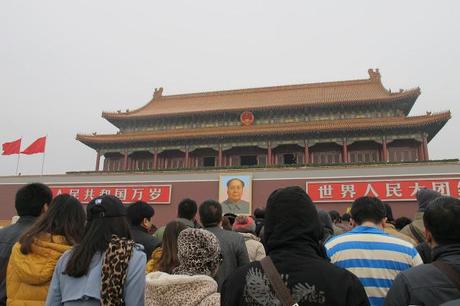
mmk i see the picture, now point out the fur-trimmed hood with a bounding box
[145,271,220,306]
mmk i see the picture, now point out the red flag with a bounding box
[21,136,46,155]
[2,138,22,155]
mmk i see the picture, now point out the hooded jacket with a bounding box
[6,234,71,306]
[221,186,369,306]
[145,271,220,306]
[239,233,265,262]
[384,244,460,306]
[400,189,441,244]
[383,223,417,246]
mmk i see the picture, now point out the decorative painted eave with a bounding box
[78,111,450,149]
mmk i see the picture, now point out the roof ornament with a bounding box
[153,87,164,99]
[368,68,381,80]
[426,111,432,115]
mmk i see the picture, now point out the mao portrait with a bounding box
[219,174,252,215]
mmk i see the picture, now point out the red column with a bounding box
[342,139,348,163]
[123,152,128,170]
[267,142,272,166]
[304,141,309,164]
[417,142,424,161]
[382,137,388,162]
[153,150,158,169]
[218,145,223,167]
[423,135,429,160]
[185,146,189,168]
[95,150,101,172]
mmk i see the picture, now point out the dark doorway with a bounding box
[283,153,297,165]
[240,155,258,166]
[203,156,216,167]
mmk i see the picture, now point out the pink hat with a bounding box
[232,215,256,233]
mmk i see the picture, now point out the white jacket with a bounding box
[145,272,220,306]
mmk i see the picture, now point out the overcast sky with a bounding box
[1,0,459,176]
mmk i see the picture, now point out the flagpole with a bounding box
[15,153,20,175]
[41,135,47,176]
[15,136,22,175]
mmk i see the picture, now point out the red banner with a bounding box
[50,184,172,204]
[2,138,21,155]
[21,136,46,155]
[306,178,460,203]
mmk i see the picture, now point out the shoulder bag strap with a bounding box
[432,260,460,291]
[259,256,298,306]
[409,223,425,244]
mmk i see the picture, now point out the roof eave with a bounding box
[77,112,451,147]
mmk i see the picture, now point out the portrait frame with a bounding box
[219,174,253,216]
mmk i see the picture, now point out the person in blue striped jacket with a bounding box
[325,196,422,306]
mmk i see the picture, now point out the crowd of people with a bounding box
[0,182,460,306]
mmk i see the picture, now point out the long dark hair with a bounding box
[19,194,85,254]
[158,221,187,273]
[64,216,131,277]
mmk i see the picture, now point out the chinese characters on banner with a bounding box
[306,178,460,202]
[50,185,172,204]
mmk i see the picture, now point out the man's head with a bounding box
[416,188,441,212]
[177,198,197,221]
[423,196,460,246]
[328,210,341,223]
[226,178,245,203]
[350,196,386,227]
[263,186,322,254]
[253,208,265,219]
[15,183,52,217]
[126,201,155,230]
[199,200,222,228]
[342,213,351,222]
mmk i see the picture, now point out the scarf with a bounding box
[100,235,134,306]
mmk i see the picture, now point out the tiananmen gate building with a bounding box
[0,69,456,226]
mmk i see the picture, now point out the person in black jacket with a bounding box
[385,196,460,306]
[221,186,369,306]
[0,183,52,306]
[200,200,249,291]
[126,201,161,261]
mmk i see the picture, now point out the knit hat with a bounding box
[87,195,126,221]
[232,215,256,233]
[416,188,442,212]
[172,228,221,277]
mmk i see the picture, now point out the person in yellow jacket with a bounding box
[146,221,187,274]
[6,194,85,306]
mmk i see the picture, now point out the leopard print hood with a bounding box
[172,228,221,277]
[145,271,220,306]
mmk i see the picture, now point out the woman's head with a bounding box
[64,195,130,277]
[19,194,85,254]
[232,215,256,233]
[157,221,188,273]
[172,228,221,277]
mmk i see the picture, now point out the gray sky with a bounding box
[1,0,459,176]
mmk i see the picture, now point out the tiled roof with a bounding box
[77,112,450,146]
[102,69,420,120]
